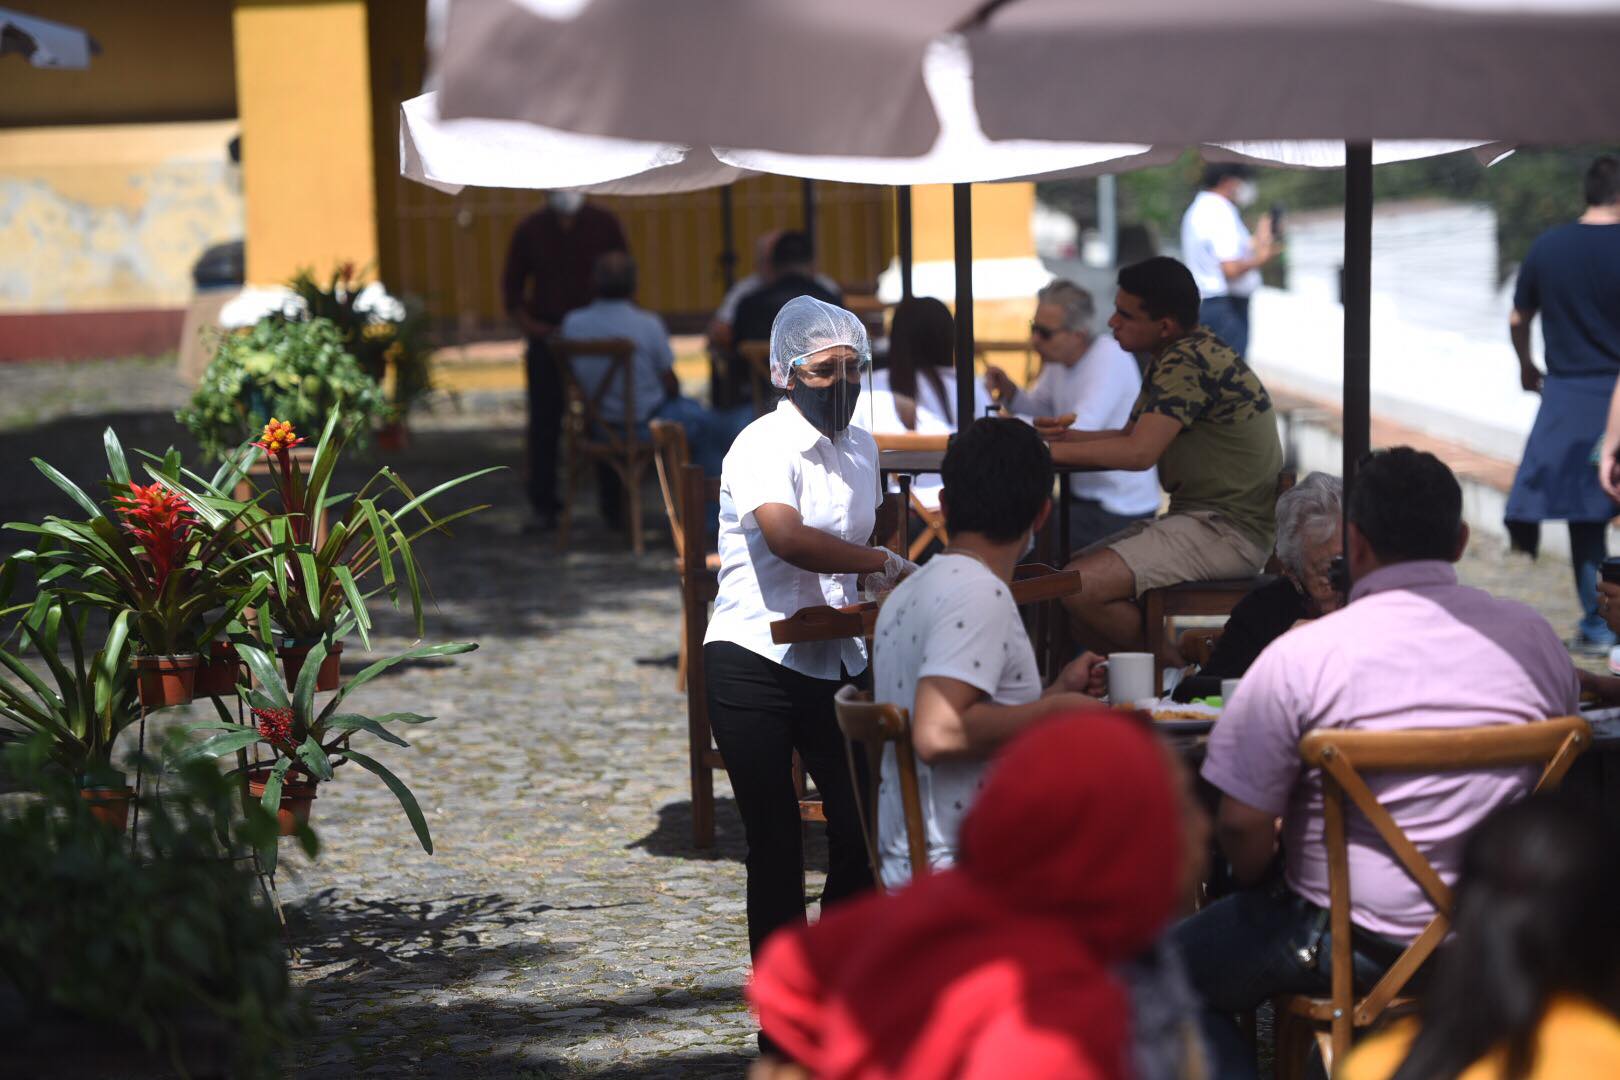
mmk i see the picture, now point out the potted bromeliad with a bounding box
[179,635,475,870]
[0,593,141,829]
[162,413,495,691]
[8,434,270,707]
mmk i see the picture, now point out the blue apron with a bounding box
[1505,372,1620,524]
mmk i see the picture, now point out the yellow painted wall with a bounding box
[0,0,236,127]
[233,0,377,285]
[0,121,242,312]
[910,183,1036,262]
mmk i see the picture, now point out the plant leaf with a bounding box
[295,734,334,781]
[291,637,325,724]
[318,641,476,721]
[342,748,432,854]
[325,713,411,747]
[32,458,106,521]
[102,427,131,486]
[179,728,265,762]
[236,641,288,708]
[334,564,371,652]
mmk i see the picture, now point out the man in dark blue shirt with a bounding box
[1507,155,1620,660]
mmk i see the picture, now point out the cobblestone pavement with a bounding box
[0,358,1606,1077]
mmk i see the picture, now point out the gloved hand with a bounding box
[862,547,919,602]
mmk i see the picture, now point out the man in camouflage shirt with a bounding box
[1039,256,1283,655]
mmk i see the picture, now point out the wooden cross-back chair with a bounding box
[650,420,718,693]
[736,340,773,417]
[676,465,827,850]
[873,432,950,562]
[832,686,928,890]
[1272,715,1591,1077]
[552,336,656,555]
[1141,469,1296,691]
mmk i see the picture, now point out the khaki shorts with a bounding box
[1092,511,1270,597]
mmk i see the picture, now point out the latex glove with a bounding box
[862,547,919,602]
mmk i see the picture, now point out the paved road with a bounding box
[0,358,1602,1076]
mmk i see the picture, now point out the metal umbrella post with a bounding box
[1342,141,1374,489]
[898,185,915,300]
[952,182,975,432]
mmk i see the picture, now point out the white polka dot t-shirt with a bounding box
[871,553,1040,888]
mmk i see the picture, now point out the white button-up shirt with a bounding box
[1181,189,1260,299]
[1006,336,1162,517]
[706,399,880,679]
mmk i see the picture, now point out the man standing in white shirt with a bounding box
[1179,163,1280,358]
[985,280,1162,552]
[873,418,1107,887]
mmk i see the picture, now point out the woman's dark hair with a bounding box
[1347,447,1463,564]
[887,297,955,429]
[1391,796,1620,1080]
[1117,257,1201,332]
[939,418,1052,542]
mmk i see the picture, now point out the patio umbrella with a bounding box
[0,7,97,68]
[964,0,1620,480]
[435,0,981,156]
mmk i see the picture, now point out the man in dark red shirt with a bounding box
[502,191,628,526]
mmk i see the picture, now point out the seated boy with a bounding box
[872,418,1107,888]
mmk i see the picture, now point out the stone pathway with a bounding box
[0,356,1606,1077]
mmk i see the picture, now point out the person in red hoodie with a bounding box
[747,711,1200,1080]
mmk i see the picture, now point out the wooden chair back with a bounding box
[833,685,928,888]
[1278,715,1591,1073]
[736,340,772,416]
[872,432,950,560]
[650,419,693,564]
[975,339,1038,394]
[551,336,657,554]
[677,464,725,846]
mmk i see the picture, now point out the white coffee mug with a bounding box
[1108,652,1156,706]
[1221,678,1242,703]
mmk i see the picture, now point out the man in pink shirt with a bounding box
[1171,448,1579,1076]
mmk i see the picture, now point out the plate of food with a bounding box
[1142,698,1220,734]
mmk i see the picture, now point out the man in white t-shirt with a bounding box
[872,418,1108,887]
[985,279,1162,552]
[1179,163,1280,358]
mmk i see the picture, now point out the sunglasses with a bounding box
[1030,321,1064,340]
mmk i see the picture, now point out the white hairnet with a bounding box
[768,295,871,389]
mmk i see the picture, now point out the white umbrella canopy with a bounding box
[965,0,1620,144]
[0,7,97,68]
[436,0,982,157]
[400,92,754,195]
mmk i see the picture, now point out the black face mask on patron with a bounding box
[790,380,861,436]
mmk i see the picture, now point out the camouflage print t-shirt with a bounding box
[1130,326,1283,549]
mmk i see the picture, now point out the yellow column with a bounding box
[233,0,378,285]
[909,182,1035,262]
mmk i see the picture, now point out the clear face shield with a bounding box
[787,345,872,441]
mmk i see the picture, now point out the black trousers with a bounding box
[524,337,563,515]
[703,641,874,960]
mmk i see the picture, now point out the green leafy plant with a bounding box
[0,736,310,1079]
[180,635,476,870]
[288,263,434,416]
[178,316,390,462]
[5,430,269,657]
[0,596,137,784]
[158,412,496,649]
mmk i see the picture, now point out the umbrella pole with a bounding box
[953,182,975,431]
[898,185,915,300]
[719,186,737,290]
[802,179,817,247]
[1343,142,1373,489]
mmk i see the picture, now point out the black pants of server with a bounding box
[704,641,874,963]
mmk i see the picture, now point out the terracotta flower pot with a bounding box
[79,786,134,831]
[247,769,317,836]
[192,642,241,698]
[376,420,410,453]
[131,654,199,708]
[278,640,343,692]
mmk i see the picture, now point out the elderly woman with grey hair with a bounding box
[1196,472,1345,683]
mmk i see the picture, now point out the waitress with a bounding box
[704,296,911,1030]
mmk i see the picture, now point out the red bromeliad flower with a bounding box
[251,705,295,748]
[111,482,195,593]
[254,417,305,457]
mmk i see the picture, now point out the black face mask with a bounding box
[790,380,861,436]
